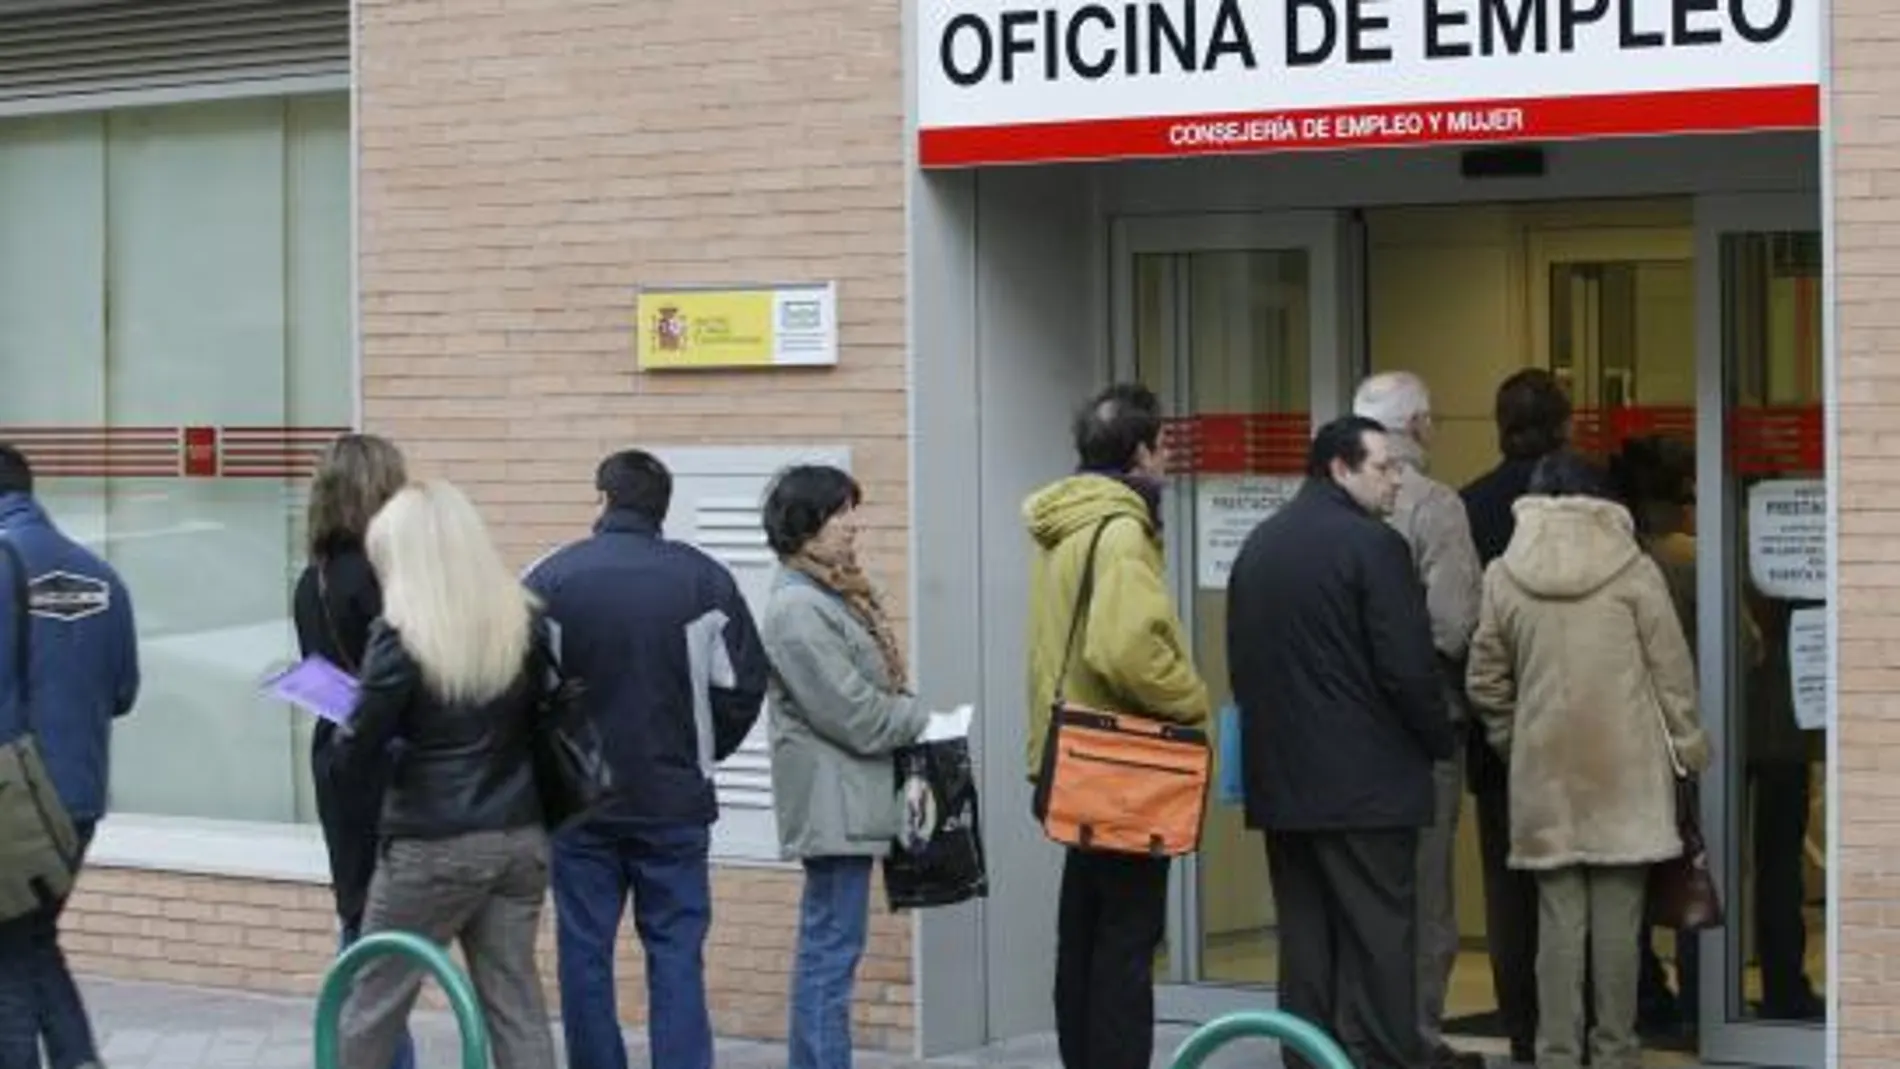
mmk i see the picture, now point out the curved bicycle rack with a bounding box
[1167,1010,1356,1069]
[313,930,491,1069]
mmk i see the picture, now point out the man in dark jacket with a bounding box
[1228,416,1453,1069]
[0,445,139,1069]
[1458,368,1570,1064]
[524,449,768,1069]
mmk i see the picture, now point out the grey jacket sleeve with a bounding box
[764,593,927,759]
[1410,481,1484,662]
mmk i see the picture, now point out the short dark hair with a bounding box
[0,445,32,496]
[1612,434,1694,506]
[1495,369,1572,461]
[1530,450,1617,501]
[1306,415,1387,481]
[762,465,861,559]
[1073,382,1163,472]
[596,450,673,524]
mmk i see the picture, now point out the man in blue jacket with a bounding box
[525,449,767,1069]
[0,445,139,1069]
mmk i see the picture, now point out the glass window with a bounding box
[1722,231,1827,1025]
[0,94,352,824]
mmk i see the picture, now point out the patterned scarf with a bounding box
[787,541,910,694]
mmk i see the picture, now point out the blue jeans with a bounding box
[788,857,873,1069]
[0,823,95,1069]
[338,923,418,1069]
[552,823,713,1069]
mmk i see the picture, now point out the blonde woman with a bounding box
[334,480,557,1069]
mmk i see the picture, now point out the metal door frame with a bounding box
[1693,190,1827,1069]
[1108,210,1357,1014]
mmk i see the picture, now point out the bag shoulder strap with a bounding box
[0,537,32,731]
[1051,517,1120,707]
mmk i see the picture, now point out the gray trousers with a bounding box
[1414,730,1465,1054]
[1534,865,1647,1069]
[340,827,557,1069]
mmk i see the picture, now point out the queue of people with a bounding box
[0,366,1814,1069]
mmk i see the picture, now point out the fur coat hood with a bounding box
[1466,496,1712,870]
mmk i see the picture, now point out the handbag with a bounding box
[1647,702,1724,931]
[883,735,989,911]
[1031,518,1211,858]
[0,538,81,922]
[530,629,615,834]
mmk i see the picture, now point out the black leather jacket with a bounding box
[338,619,545,839]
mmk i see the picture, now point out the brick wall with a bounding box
[62,864,915,1051]
[330,0,912,1050]
[1832,1,1900,1064]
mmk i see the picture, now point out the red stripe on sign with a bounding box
[919,84,1820,168]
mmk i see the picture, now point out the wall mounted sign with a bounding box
[916,0,1822,167]
[1747,478,1826,601]
[636,283,838,370]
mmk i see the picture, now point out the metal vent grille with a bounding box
[0,0,347,110]
[693,495,777,811]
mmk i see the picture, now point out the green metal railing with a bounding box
[1168,1010,1355,1069]
[313,930,491,1069]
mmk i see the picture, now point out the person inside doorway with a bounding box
[1351,372,1486,1069]
[1228,414,1454,1069]
[1460,369,1573,1064]
[1466,450,1710,1069]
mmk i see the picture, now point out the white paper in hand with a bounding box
[920,704,974,743]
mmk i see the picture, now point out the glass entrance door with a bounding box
[1110,211,1351,1011]
[1695,193,1827,1069]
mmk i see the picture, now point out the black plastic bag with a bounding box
[883,737,988,911]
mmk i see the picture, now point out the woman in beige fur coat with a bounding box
[1466,451,1711,1069]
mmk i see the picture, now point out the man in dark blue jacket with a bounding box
[0,445,139,1069]
[525,449,767,1069]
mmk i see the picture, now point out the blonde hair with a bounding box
[366,479,538,704]
[306,434,407,557]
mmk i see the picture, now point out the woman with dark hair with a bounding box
[291,433,416,1069]
[759,465,929,1069]
[1467,449,1711,1069]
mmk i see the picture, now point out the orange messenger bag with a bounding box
[1031,517,1211,858]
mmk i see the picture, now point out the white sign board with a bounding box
[1787,606,1827,731]
[1196,476,1301,590]
[1747,479,1826,601]
[916,0,1822,166]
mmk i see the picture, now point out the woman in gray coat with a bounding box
[760,466,928,1069]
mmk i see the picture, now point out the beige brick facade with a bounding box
[60,866,915,1050]
[51,0,919,1055]
[1830,1,1895,1064]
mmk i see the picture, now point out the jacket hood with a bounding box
[1501,496,1641,600]
[1024,475,1154,549]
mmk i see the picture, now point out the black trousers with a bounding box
[1055,848,1170,1069]
[1752,760,1818,1016]
[1474,785,1540,1054]
[1266,828,1423,1069]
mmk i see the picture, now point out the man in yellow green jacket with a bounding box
[1022,382,1209,1069]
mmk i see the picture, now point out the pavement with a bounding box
[77,976,1704,1068]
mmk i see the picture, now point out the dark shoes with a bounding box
[1430,1046,1488,1069]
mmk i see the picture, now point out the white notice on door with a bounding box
[1747,479,1827,601]
[1788,607,1828,732]
[1196,476,1301,590]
